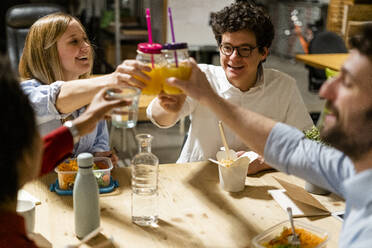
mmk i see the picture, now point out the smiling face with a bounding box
[319,50,372,160]
[57,20,92,81]
[220,30,268,91]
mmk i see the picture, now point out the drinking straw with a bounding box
[218,121,231,160]
[168,7,178,67]
[145,8,155,68]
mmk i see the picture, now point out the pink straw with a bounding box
[146,8,153,44]
[145,8,155,68]
[168,7,178,67]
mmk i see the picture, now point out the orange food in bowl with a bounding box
[263,227,326,248]
[55,158,112,190]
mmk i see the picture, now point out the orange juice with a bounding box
[161,63,191,94]
[135,65,165,95]
[135,43,165,95]
[161,42,190,95]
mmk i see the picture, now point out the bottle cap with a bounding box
[137,43,162,54]
[77,153,93,168]
[162,42,188,50]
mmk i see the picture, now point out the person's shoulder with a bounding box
[263,68,296,87]
[20,78,41,87]
[197,64,225,87]
[198,64,224,75]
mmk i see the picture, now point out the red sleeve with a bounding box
[40,126,74,176]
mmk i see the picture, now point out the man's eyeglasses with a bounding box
[219,43,258,57]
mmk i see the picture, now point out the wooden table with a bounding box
[295,53,349,71]
[138,94,156,121]
[24,162,345,247]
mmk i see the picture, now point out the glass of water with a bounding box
[106,86,141,128]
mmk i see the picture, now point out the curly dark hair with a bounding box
[0,55,37,202]
[349,23,372,61]
[210,0,274,54]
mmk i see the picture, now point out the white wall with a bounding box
[166,0,234,46]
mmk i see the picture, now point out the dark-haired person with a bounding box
[0,56,128,247]
[169,24,372,247]
[146,1,313,173]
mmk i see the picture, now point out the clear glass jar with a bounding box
[161,42,191,94]
[136,43,166,95]
[131,134,159,226]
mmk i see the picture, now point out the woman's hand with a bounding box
[158,92,186,113]
[72,87,130,137]
[109,60,151,89]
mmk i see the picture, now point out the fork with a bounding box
[286,207,301,246]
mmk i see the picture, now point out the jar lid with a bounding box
[137,43,162,54]
[162,42,188,50]
[77,153,93,168]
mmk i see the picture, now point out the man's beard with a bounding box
[321,108,372,161]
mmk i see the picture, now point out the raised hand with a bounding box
[73,88,130,137]
[158,92,186,113]
[166,58,217,104]
[109,59,151,89]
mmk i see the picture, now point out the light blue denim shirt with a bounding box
[265,123,372,248]
[21,79,109,155]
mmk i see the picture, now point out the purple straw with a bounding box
[168,7,178,67]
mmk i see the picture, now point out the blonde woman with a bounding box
[19,13,150,164]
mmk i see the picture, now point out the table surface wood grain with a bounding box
[24,161,345,248]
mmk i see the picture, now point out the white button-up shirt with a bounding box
[147,64,313,163]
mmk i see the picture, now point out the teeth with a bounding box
[228,65,243,69]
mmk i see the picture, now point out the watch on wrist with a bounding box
[63,120,80,144]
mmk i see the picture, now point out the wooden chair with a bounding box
[345,21,372,47]
[341,4,372,37]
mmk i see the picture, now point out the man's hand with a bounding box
[236,151,273,175]
[166,58,217,105]
[72,88,130,137]
[158,92,186,113]
[246,160,273,175]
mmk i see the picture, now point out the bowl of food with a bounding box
[55,157,113,190]
[252,220,329,248]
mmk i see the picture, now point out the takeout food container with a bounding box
[215,150,250,192]
[251,220,329,248]
[55,157,113,190]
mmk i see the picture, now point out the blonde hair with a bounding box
[19,13,93,84]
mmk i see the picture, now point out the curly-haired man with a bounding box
[147,0,313,174]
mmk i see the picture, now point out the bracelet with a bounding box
[63,120,80,144]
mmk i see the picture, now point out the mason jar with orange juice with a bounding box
[161,43,191,95]
[136,43,166,95]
